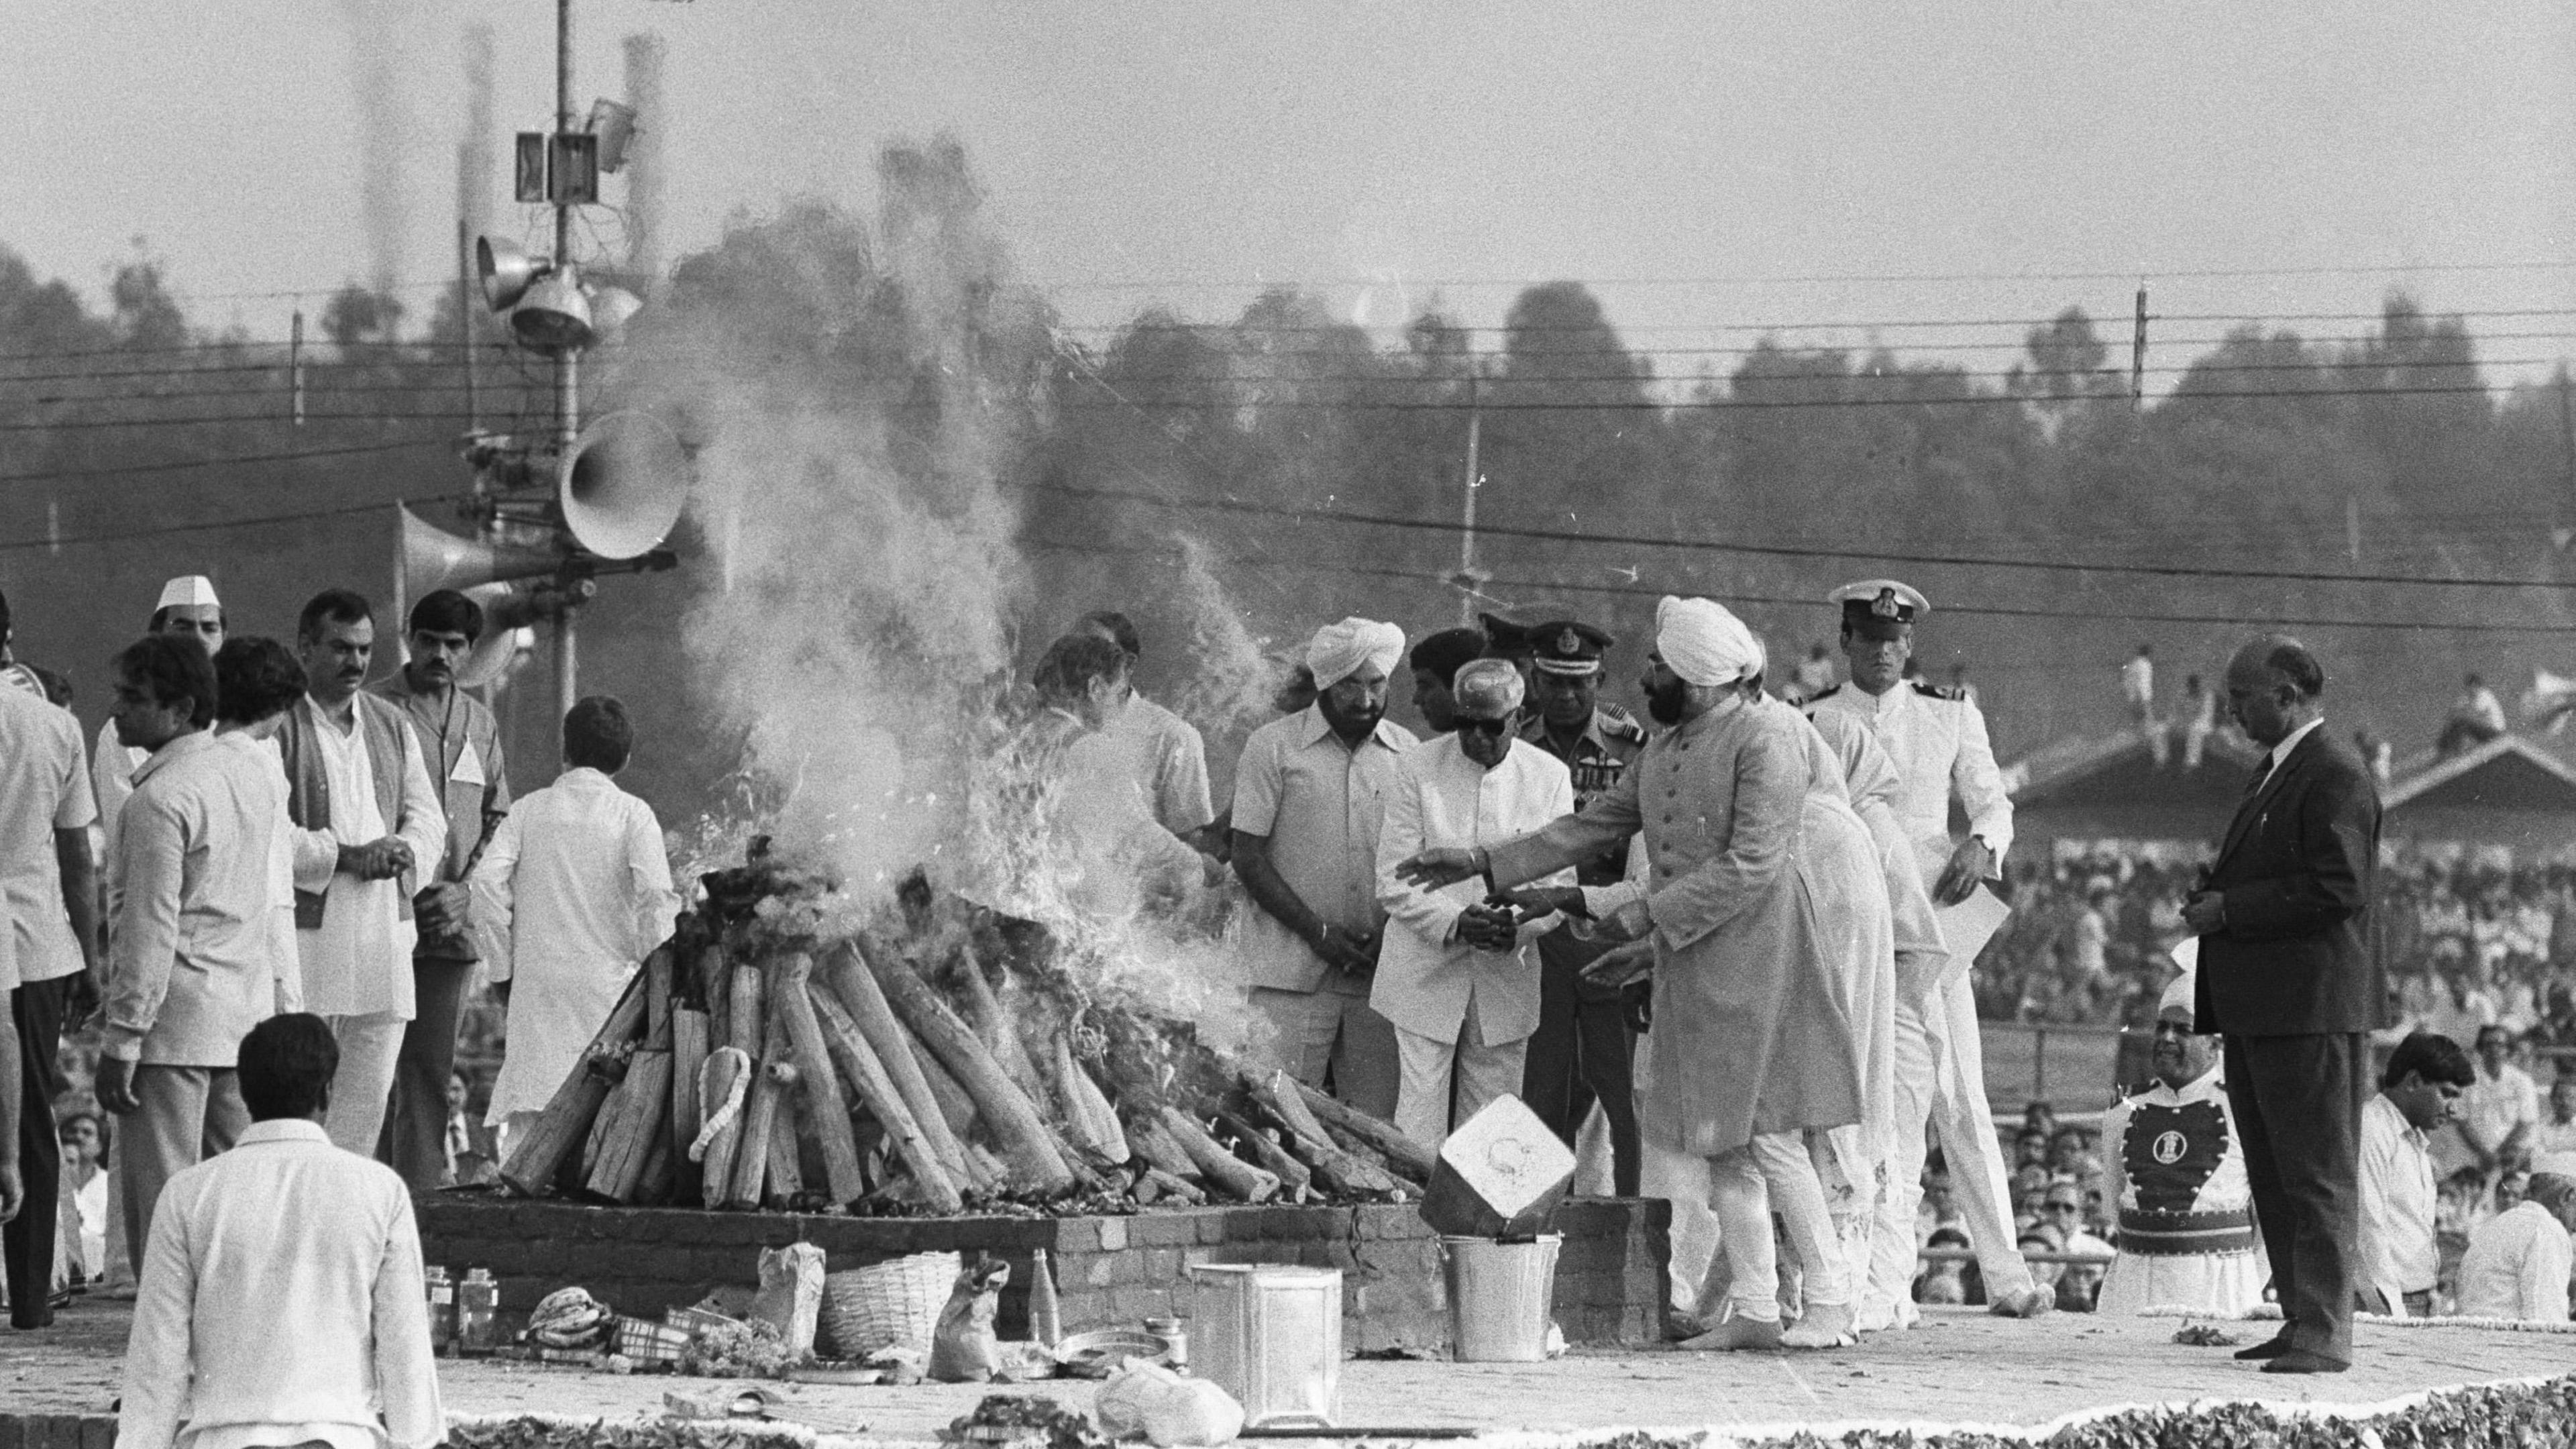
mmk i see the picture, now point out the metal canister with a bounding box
[457,1268,500,1354]
[424,1265,457,1354]
[1144,1315,1188,1371]
[1185,1265,1340,1428]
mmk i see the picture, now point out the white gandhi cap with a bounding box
[156,576,221,612]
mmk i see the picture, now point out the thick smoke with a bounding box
[335,0,421,293]
[621,34,667,283]
[456,21,498,238]
[617,139,1254,1051]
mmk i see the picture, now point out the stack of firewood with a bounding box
[498,865,1433,1216]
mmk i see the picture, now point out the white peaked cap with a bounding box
[156,576,221,612]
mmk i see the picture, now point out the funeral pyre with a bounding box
[496,849,1431,1215]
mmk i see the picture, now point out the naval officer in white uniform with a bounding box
[1808,579,2051,1322]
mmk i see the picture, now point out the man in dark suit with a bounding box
[2182,636,2385,1374]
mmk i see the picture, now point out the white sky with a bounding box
[4,1,2571,381]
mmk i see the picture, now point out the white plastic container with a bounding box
[1185,1264,1341,1428]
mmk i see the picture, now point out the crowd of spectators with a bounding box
[1911,1103,2121,1311]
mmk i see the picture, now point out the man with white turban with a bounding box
[1400,596,1868,1351]
[1230,619,1419,1118]
[2095,955,2265,1318]
[2454,1149,2576,1322]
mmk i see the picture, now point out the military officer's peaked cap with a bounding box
[1529,620,1615,676]
[1477,611,1534,657]
[1829,579,1930,638]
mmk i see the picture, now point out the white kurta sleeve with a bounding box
[392,724,448,896]
[2527,1221,2572,1323]
[371,1187,446,1449]
[1376,757,1469,947]
[117,1182,199,1449]
[623,799,680,962]
[468,810,524,983]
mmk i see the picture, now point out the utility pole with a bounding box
[551,0,581,736]
[2129,284,2149,413]
[1454,364,1488,625]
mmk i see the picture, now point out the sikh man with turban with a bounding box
[1230,619,1419,1117]
[1373,659,1574,1149]
[1401,597,1870,1350]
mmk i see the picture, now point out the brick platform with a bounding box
[416,1193,1670,1354]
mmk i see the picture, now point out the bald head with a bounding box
[2224,634,2325,748]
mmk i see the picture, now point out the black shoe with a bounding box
[2233,1335,2294,1361]
[2260,1348,2350,1375]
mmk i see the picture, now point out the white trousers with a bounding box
[1648,1132,1847,1323]
[1871,970,2035,1309]
[1391,998,1527,1151]
[323,1011,408,1156]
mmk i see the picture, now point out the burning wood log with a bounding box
[1122,1111,1197,1181]
[1290,1077,1437,1181]
[644,945,676,1045]
[1240,1073,1401,1197]
[861,941,1075,1197]
[1214,1108,1312,1199]
[949,942,1048,1095]
[702,943,733,1048]
[586,1048,674,1202]
[669,1007,710,1201]
[906,1035,979,1144]
[1158,1106,1279,1203]
[772,953,869,1208]
[1052,1034,1130,1164]
[501,975,649,1195]
[822,940,977,1187]
[699,960,767,1207]
[766,1097,805,1206]
[725,1020,796,1209]
[1138,1167,1208,1205]
[809,984,965,1213]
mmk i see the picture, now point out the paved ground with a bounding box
[16,1295,2570,1443]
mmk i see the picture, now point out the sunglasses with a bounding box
[2043,1200,2080,1214]
[1458,716,1515,737]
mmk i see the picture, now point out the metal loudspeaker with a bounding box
[582,282,645,338]
[398,505,559,598]
[561,411,689,560]
[510,266,594,353]
[454,584,546,690]
[477,236,541,313]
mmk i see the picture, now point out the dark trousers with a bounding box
[378,955,476,1190]
[1522,931,1641,1197]
[2224,1031,2369,1363]
[4,976,70,1326]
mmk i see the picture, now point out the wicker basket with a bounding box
[820,1250,959,1359]
[611,1313,694,1365]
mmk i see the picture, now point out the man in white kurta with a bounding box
[1074,611,1216,845]
[2453,1157,2575,1322]
[2096,965,2265,1317]
[1373,660,1572,1149]
[119,1013,442,1449]
[280,592,445,1159]
[1809,578,2049,1320]
[472,697,679,1146]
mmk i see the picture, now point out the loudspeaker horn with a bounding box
[455,583,544,691]
[561,411,689,560]
[477,235,541,313]
[398,505,560,598]
[510,265,594,353]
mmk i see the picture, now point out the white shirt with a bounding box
[290,697,444,1020]
[2357,1092,2440,1309]
[2121,655,2154,705]
[215,731,305,1013]
[470,768,677,982]
[93,716,150,871]
[1371,734,1573,1044]
[1809,680,2015,885]
[0,686,97,986]
[105,733,287,1067]
[1106,694,1216,837]
[2254,717,2324,790]
[2453,1199,2572,1322]
[119,1118,443,1449]
[2461,1062,2540,1156]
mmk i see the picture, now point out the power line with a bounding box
[0,438,449,489]
[1037,260,2576,291]
[0,498,402,556]
[1038,481,2576,593]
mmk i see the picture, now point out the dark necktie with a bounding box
[2243,754,2272,798]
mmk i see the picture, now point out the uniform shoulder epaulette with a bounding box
[1911,681,1966,702]
[1804,684,1842,706]
[1595,702,1650,741]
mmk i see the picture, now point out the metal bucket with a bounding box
[1185,1264,1341,1428]
[1439,1235,1562,1362]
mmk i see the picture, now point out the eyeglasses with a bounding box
[2043,1200,2080,1214]
[1457,716,1515,738]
